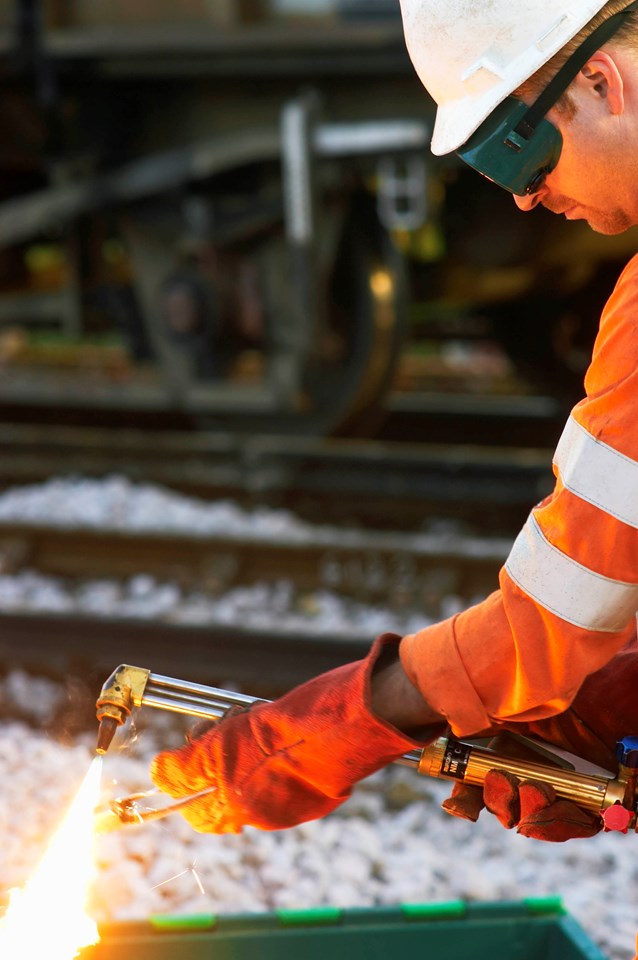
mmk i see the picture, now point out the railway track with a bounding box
[0,405,558,693]
[0,419,554,534]
[0,519,510,600]
[379,390,569,449]
[0,610,372,700]
[0,515,513,695]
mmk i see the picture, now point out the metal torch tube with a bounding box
[417,737,622,815]
[141,693,231,721]
[144,686,246,714]
[141,674,260,720]
[154,692,234,714]
[145,673,257,708]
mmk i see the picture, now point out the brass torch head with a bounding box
[95,664,151,754]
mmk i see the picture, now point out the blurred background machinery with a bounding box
[0,0,635,439]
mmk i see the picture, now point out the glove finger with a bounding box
[178,792,243,835]
[483,769,521,829]
[518,779,557,819]
[150,742,215,798]
[441,782,485,822]
[186,719,219,743]
[186,705,248,744]
[517,799,602,842]
[178,777,337,835]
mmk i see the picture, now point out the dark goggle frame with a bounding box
[457,0,638,196]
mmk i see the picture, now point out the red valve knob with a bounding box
[601,802,633,834]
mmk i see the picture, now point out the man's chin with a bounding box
[554,208,633,234]
[544,198,637,234]
[586,218,634,236]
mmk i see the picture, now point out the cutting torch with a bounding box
[94,663,638,834]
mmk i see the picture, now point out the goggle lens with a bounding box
[525,167,551,196]
[456,97,563,196]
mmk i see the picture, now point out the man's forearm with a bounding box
[371,651,444,735]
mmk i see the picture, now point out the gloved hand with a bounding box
[442,641,638,840]
[442,763,601,841]
[150,633,439,834]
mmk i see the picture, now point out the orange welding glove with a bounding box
[150,633,440,834]
[442,639,638,840]
[441,735,602,840]
[479,769,600,840]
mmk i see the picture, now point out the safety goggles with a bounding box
[457,0,638,196]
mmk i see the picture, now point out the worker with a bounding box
[151,0,638,895]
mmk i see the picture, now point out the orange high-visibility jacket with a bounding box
[400,253,638,737]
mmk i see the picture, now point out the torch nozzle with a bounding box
[95,716,120,755]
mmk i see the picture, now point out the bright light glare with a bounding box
[369,269,393,301]
[0,756,102,959]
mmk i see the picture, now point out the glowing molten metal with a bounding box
[0,757,102,959]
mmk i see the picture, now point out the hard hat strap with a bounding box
[514,0,638,141]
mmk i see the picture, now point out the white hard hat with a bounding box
[399,0,608,155]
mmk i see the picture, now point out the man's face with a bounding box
[513,74,638,234]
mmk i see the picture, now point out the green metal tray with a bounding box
[82,898,608,960]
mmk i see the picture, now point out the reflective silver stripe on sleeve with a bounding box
[505,514,638,632]
[554,415,638,528]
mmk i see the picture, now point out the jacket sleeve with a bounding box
[400,254,638,737]
[507,639,638,773]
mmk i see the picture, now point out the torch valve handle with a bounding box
[616,735,638,769]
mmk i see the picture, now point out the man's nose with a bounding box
[513,191,542,211]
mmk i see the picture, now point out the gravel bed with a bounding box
[0,475,313,541]
[0,473,501,552]
[0,475,482,633]
[0,568,473,638]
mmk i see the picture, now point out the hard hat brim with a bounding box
[431,90,513,156]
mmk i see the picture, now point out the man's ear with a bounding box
[578,50,624,115]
